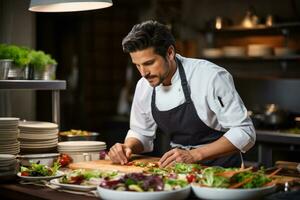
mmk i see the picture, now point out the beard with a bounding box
[144,60,171,87]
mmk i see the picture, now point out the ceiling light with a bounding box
[29,0,113,12]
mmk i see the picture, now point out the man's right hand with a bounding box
[108,143,132,165]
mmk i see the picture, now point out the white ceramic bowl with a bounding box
[202,48,223,58]
[59,151,100,163]
[97,185,191,200]
[19,153,60,167]
[191,184,276,200]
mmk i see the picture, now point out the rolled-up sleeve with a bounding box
[125,80,157,153]
[208,70,256,153]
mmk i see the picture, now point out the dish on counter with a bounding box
[191,184,276,200]
[97,184,191,200]
[190,166,277,200]
[49,169,122,191]
[60,129,91,136]
[17,170,64,181]
[50,178,96,191]
[97,172,191,200]
[18,153,60,167]
[18,160,63,181]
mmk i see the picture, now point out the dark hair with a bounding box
[122,20,175,57]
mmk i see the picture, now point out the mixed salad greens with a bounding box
[60,169,121,186]
[20,161,60,177]
[99,172,189,192]
[147,163,202,183]
[200,166,272,189]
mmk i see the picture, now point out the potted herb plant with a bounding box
[29,50,57,80]
[0,44,30,79]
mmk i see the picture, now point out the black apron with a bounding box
[151,57,241,168]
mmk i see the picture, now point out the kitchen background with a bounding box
[1,0,300,165]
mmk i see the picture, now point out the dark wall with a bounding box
[35,0,300,151]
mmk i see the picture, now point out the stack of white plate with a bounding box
[58,141,106,152]
[19,121,59,153]
[0,117,20,155]
[0,154,17,178]
[58,141,106,162]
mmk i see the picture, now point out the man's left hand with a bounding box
[158,148,196,168]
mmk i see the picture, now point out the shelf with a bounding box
[256,130,300,145]
[202,55,300,62]
[0,80,66,90]
[206,22,300,33]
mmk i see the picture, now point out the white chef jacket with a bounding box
[126,54,256,153]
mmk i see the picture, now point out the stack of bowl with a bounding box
[57,141,106,163]
[0,154,17,181]
[19,121,59,153]
[0,117,20,155]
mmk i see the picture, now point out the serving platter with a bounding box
[50,178,96,191]
[191,183,276,200]
[17,170,64,181]
[97,185,191,200]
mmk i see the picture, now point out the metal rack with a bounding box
[0,80,66,125]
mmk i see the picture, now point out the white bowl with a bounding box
[248,44,273,57]
[19,153,60,167]
[202,48,223,58]
[274,47,295,56]
[59,151,100,163]
[97,185,191,200]
[223,46,247,57]
[191,184,276,200]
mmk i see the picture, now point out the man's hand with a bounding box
[158,148,196,168]
[108,143,132,165]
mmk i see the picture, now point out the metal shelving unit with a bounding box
[0,80,66,125]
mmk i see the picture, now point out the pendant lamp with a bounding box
[29,0,113,12]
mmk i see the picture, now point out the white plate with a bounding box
[19,121,58,129]
[0,117,19,121]
[97,185,191,200]
[50,178,96,191]
[191,184,276,200]
[0,154,16,160]
[17,170,64,181]
[58,141,106,147]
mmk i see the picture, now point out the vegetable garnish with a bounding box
[99,172,189,192]
[20,161,61,177]
[60,169,121,186]
[199,166,273,189]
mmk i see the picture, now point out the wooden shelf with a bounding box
[205,22,300,33]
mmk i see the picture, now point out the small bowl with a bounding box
[18,153,60,167]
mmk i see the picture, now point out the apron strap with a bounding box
[176,57,192,103]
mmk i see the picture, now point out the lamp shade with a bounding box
[29,0,113,12]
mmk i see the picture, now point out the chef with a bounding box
[108,20,255,168]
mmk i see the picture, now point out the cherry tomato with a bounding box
[21,171,29,176]
[58,153,72,167]
[186,174,196,183]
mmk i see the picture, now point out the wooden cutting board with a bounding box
[69,155,159,173]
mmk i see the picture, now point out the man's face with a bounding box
[130,47,174,87]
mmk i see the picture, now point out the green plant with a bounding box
[29,50,57,71]
[0,44,30,67]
